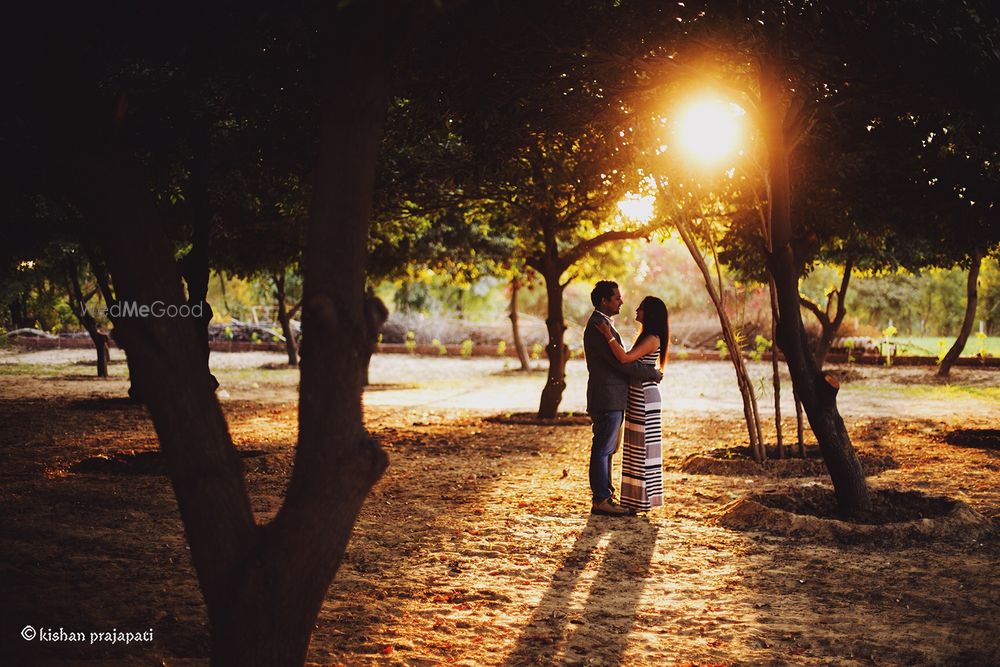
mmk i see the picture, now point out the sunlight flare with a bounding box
[617,193,656,224]
[675,98,745,164]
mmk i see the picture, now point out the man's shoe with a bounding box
[591,498,632,517]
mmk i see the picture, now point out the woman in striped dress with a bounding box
[594,296,668,512]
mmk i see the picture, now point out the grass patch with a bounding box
[894,336,1000,358]
[849,383,1000,404]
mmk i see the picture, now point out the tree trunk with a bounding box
[794,389,805,457]
[674,217,764,461]
[769,276,783,458]
[801,258,854,368]
[537,269,569,418]
[760,59,871,515]
[274,272,299,367]
[52,2,390,663]
[510,276,531,371]
[362,290,388,386]
[83,237,150,400]
[937,251,983,377]
[65,261,110,377]
[8,297,30,329]
[181,128,219,391]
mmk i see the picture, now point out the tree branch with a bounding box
[799,295,830,327]
[560,220,668,272]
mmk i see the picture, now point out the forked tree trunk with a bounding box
[760,59,871,515]
[274,272,299,367]
[510,276,531,371]
[537,267,569,418]
[800,258,854,368]
[937,251,983,377]
[56,2,390,663]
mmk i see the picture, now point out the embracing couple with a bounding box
[584,280,669,517]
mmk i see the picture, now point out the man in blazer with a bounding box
[584,280,663,516]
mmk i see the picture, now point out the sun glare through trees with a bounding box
[674,98,746,165]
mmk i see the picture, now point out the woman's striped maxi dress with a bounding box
[621,347,663,511]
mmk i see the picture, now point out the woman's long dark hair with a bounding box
[636,296,669,368]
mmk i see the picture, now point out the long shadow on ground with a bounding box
[505,514,658,666]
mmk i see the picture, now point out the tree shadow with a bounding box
[504,514,659,666]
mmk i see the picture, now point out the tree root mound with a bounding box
[944,428,1000,451]
[713,486,995,544]
[71,449,267,476]
[484,412,591,426]
[680,446,897,478]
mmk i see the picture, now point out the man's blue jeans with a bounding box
[589,410,624,502]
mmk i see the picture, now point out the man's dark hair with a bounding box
[591,280,618,308]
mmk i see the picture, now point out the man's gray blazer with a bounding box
[584,311,662,414]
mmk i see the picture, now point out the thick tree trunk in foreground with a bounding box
[760,59,871,515]
[56,3,389,663]
[274,272,299,367]
[510,277,532,371]
[937,251,982,377]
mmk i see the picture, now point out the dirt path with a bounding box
[1,352,998,665]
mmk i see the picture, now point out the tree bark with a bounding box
[759,58,871,514]
[509,276,531,371]
[937,251,983,377]
[273,272,299,367]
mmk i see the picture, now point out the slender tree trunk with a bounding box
[794,389,805,457]
[537,267,568,419]
[66,261,110,377]
[760,59,871,514]
[510,276,531,371]
[769,276,783,458]
[273,272,299,367]
[938,251,983,377]
[674,217,764,461]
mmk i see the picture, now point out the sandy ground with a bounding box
[1,348,998,666]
